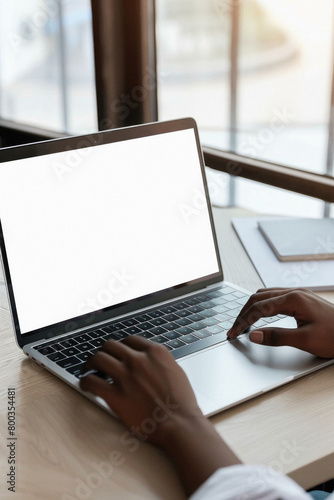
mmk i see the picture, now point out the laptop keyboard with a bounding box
[33,285,281,379]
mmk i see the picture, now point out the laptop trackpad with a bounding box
[177,335,329,417]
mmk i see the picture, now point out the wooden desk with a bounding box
[1,207,334,499]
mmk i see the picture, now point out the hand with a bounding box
[227,288,334,358]
[80,336,240,496]
[79,335,202,447]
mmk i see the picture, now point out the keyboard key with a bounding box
[206,290,223,298]
[147,310,164,318]
[59,339,78,348]
[180,334,198,344]
[172,302,188,310]
[89,338,106,348]
[77,342,95,352]
[74,334,92,343]
[122,318,139,327]
[233,291,247,298]
[252,319,267,328]
[48,343,63,351]
[212,297,227,305]
[149,317,167,327]
[224,307,242,318]
[150,335,168,344]
[213,305,229,313]
[202,317,219,326]
[175,309,192,318]
[200,309,217,318]
[221,320,234,328]
[184,297,201,305]
[47,352,66,362]
[108,331,129,341]
[134,314,152,322]
[263,316,280,324]
[160,305,177,314]
[89,330,105,339]
[223,294,238,303]
[176,326,193,336]
[193,330,211,339]
[62,347,81,357]
[175,318,192,327]
[138,322,154,330]
[37,346,56,356]
[189,321,206,331]
[137,331,154,339]
[103,333,121,341]
[188,305,204,313]
[34,344,45,351]
[206,326,224,335]
[66,364,86,377]
[236,297,249,306]
[57,356,82,369]
[124,326,142,335]
[188,313,205,322]
[220,286,235,295]
[103,323,124,333]
[201,300,216,309]
[163,313,179,322]
[150,326,168,336]
[163,331,181,340]
[215,313,231,322]
[76,352,93,362]
[166,339,186,349]
[195,293,211,301]
[163,322,179,331]
[225,301,241,310]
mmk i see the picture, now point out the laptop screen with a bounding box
[0,120,221,339]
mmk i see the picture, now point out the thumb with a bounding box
[249,328,303,349]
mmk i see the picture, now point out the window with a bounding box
[155,0,334,215]
[0,0,97,134]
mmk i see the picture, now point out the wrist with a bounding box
[157,409,221,455]
[155,409,241,496]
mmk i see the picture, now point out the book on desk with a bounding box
[232,216,334,291]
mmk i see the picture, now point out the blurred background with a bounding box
[0,0,333,216]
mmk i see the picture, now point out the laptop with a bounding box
[0,118,332,417]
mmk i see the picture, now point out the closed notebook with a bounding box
[258,218,334,262]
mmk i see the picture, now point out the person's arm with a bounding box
[227,287,334,357]
[79,336,240,497]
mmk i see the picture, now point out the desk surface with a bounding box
[1,207,334,499]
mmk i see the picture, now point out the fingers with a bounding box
[80,371,118,402]
[249,325,333,357]
[83,349,124,380]
[79,337,168,396]
[249,327,305,349]
[79,340,134,411]
[227,288,310,339]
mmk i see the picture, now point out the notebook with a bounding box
[258,218,334,262]
[0,118,333,417]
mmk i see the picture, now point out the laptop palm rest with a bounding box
[178,325,332,417]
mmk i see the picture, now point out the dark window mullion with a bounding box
[91,0,158,130]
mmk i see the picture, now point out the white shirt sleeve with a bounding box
[189,464,334,500]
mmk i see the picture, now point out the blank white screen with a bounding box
[0,129,219,333]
